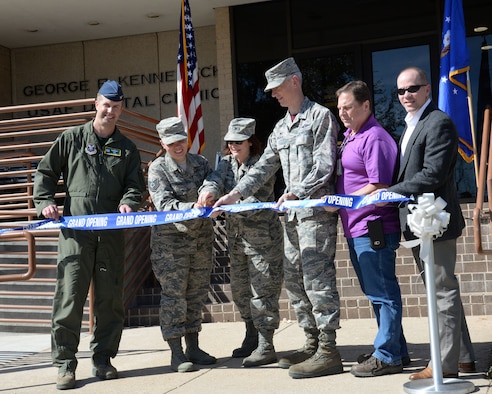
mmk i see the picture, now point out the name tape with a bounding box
[0,191,410,234]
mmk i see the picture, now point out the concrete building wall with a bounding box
[0,45,12,115]
[215,6,235,142]
[7,24,224,164]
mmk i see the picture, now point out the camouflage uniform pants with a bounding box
[228,217,284,331]
[151,234,213,341]
[283,211,340,333]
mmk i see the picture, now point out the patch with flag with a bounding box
[177,0,205,154]
[438,0,474,162]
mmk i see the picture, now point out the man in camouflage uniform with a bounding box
[33,80,146,390]
[148,117,216,373]
[214,58,342,379]
[198,118,284,367]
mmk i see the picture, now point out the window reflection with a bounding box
[372,45,431,140]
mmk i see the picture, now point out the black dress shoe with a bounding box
[458,362,476,373]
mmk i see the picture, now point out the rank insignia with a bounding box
[149,178,160,192]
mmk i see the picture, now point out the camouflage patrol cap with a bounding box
[156,117,188,145]
[224,118,256,141]
[264,57,301,92]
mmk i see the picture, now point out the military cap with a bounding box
[98,80,124,101]
[224,118,256,141]
[264,57,301,92]
[156,116,188,145]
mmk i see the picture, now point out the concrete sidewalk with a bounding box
[0,316,491,393]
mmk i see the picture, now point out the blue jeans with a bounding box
[347,232,405,365]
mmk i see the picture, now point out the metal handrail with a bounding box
[0,231,36,282]
[0,112,95,127]
[473,105,492,254]
[0,141,53,151]
[0,98,161,333]
[0,98,95,114]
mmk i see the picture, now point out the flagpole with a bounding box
[466,70,479,187]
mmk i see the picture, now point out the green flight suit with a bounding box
[33,120,145,372]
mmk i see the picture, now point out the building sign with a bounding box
[20,66,219,117]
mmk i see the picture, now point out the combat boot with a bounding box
[232,320,258,358]
[242,329,277,367]
[92,358,118,380]
[278,328,319,369]
[184,332,217,365]
[288,331,343,379]
[56,370,76,390]
[167,337,195,373]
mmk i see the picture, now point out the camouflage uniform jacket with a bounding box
[233,97,339,220]
[34,120,145,216]
[148,152,212,238]
[200,154,280,243]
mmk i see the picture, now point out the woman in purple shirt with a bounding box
[330,81,408,377]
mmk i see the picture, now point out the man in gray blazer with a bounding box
[387,66,475,380]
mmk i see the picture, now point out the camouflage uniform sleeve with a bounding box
[197,154,214,184]
[199,158,230,199]
[290,106,339,199]
[239,155,276,204]
[245,172,276,203]
[233,132,281,199]
[148,157,195,212]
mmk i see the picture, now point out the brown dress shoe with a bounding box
[458,362,476,373]
[408,366,458,380]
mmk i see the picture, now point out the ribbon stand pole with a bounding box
[403,194,474,394]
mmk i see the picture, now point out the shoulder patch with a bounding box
[85,144,97,155]
[149,178,160,192]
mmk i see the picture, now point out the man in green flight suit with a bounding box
[33,80,145,390]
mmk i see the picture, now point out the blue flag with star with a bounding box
[438,0,473,162]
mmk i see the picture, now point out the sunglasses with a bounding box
[397,85,424,95]
[226,141,244,145]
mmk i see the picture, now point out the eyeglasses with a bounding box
[226,141,244,145]
[397,85,425,95]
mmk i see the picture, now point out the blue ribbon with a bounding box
[281,191,410,210]
[0,191,410,234]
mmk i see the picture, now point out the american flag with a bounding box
[177,0,204,154]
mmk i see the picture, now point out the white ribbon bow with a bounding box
[401,193,450,262]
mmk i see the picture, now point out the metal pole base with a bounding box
[403,378,475,394]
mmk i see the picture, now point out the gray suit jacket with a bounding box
[388,102,465,241]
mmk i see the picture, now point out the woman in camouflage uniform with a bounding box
[148,117,216,373]
[198,118,284,367]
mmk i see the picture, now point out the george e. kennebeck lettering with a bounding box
[21,67,219,116]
